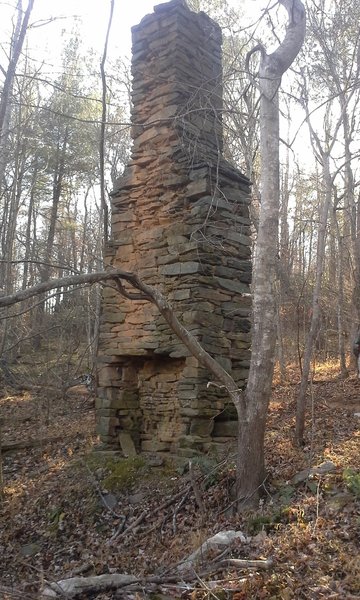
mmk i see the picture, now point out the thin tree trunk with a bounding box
[336,233,348,377]
[240,0,305,503]
[43,127,69,280]
[0,0,35,135]
[276,291,286,381]
[99,0,115,250]
[0,0,34,255]
[22,157,38,290]
[295,153,332,444]
[33,128,68,349]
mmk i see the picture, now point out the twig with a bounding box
[0,585,38,600]
[0,417,4,499]
[109,484,192,543]
[209,547,231,564]
[192,570,220,600]
[17,560,69,599]
[172,486,192,535]
[108,509,147,544]
[222,557,274,570]
[313,476,322,531]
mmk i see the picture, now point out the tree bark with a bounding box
[240,0,305,503]
[99,0,115,249]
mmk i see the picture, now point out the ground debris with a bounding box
[1,366,359,599]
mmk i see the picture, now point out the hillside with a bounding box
[0,363,359,599]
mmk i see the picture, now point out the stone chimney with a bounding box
[96,0,252,457]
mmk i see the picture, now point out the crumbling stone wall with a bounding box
[96,0,252,457]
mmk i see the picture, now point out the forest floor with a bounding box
[0,361,359,599]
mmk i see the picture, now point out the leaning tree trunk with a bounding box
[239,0,305,504]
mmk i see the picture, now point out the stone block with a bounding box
[215,277,250,295]
[141,440,170,452]
[213,420,238,437]
[119,432,137,457]
[178,435,210,449]
[176,447,200,458]
[96,416,119,437]
[189,418,214,436]
[97,408,117,418]
[180,407,201,417]
[101,310,126,324]
[223,317,251,333]
[231,368,249,380]
[114,392,139,410]
[169,348,191,358]
[118,415,137,430]
[160,262,201,276]
[96,398,112,410]
[182,366,200,378]
[169,288,191,300]
[186,178,210,198]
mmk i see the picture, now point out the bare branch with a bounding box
[0,271,124,307]
[0,270,243,413]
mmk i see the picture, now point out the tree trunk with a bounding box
[236,409,267,504]
[0,0,34,134]
[239,0,305,503]
[295,153,332,445]
[32,127,68,349]
[22,157,39,290]
[336,233,348,377]
[99,0,115,250]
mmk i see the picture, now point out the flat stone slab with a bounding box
[118,433,137,457]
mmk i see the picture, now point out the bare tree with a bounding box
[241,0,305,501]
[0,0,35,136]
[99,0,115,249]
[294,7,359,442]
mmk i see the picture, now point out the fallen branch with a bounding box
[108,508,147,544]
[41,573,138,599]
[223,557,274,570]
[41,555,274,598]
[0,269,245,419]
[1,435,68,454]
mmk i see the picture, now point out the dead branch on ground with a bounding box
[41,556,274,598]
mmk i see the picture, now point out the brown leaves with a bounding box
[1,367,359,599]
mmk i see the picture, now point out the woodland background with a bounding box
[0,0,359,389]
[0,1,359,598]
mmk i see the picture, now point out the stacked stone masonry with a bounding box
[96,0,252,457]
